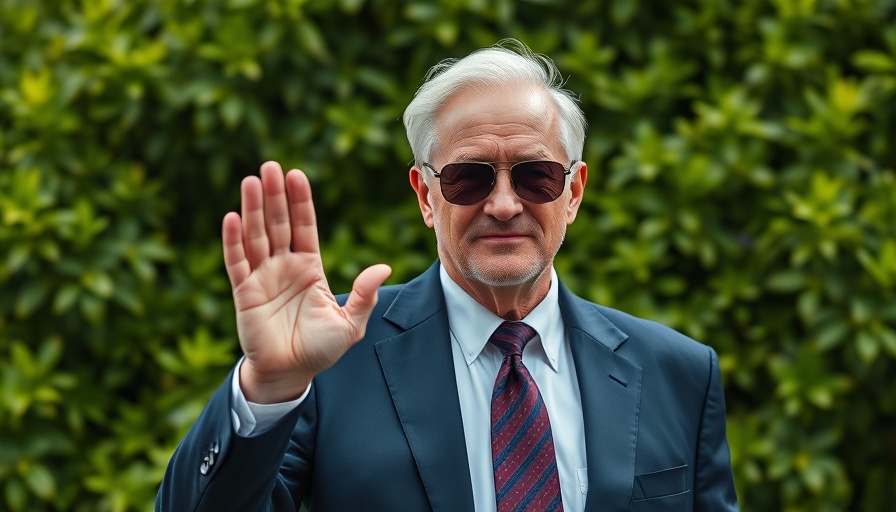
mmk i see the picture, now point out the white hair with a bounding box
[402,39,587,166]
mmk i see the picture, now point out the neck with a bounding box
[443,264,552,320]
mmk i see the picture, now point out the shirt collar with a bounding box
[439,263,563,372]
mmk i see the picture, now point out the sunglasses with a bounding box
[420,160,575,205]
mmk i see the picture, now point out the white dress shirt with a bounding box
[231,263,588,510]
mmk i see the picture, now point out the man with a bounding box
[157,40,738,511]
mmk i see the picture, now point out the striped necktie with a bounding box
[489,321,563,512]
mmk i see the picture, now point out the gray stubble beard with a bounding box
[435,222,567,289]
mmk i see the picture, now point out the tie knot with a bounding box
[489,321,537,357]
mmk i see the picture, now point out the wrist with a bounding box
[239,360,313,404]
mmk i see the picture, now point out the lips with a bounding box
[468,219,538,243]
[479,233,527,238]
[476,233,530,242]
[470,226,535,242]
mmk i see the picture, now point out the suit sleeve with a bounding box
[155,367,314,512]
[693,347,739,511]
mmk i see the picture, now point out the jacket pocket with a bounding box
[629,489,691,511]
[631,464,688,501]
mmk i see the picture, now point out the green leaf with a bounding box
[766,270,806,293]
[5,244,30,274]
[52,284,80,315]
[22,463,55,500]
[220,95,243,129]
[82,271,114,299]
[15,281,50,318]
[815,321,848,351]
[296,20,329,60]
[5,478,27,511]
[877,327,896,358]
[611,0,638,26]
[852,50,896,72]
[856,331,879,363]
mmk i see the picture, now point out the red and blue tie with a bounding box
[490,321,563,512]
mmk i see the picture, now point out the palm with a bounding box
[233,253,352,376]
[223,162,391,403]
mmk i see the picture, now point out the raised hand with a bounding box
[222,161,392,403]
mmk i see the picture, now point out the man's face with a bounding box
[410,84,586,290]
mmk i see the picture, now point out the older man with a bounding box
[157,40,738,511]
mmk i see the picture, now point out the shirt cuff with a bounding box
[230,357,311,438]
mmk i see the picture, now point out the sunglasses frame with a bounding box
[420,160,577,205]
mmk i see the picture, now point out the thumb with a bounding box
[343,264,392,337]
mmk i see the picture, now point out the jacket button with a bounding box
[200,455,210,475]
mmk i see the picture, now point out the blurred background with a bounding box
[1,0,895,510]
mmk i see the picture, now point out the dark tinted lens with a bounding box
[511,161,566,203]
[439,163,494,205]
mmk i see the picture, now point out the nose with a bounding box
[481,167,523,221]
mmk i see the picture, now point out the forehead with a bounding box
[433,84,564,162]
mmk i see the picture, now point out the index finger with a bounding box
[285,169,320,254]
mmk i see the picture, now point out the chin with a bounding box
[463,260,547,288]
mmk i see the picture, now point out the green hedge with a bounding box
[2,0,895,510]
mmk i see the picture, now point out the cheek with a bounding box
[541,208,571,239]
[429,200,451,234]
[432,204,473,240]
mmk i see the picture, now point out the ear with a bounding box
[409,166,435,228]
[565,162,588,225]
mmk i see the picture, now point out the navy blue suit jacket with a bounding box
[157,262,738,511]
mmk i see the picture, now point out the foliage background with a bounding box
[1,0,895,510]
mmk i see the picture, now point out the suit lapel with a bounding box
[560,284,642,512]
[375,264,475,512]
